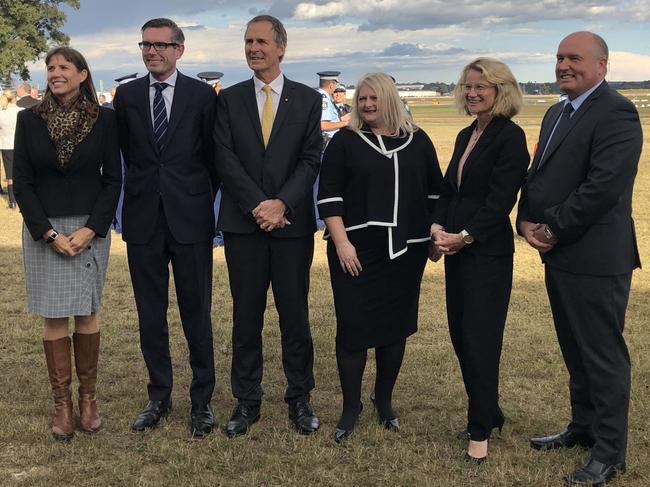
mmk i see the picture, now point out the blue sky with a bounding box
[25,0,650,91]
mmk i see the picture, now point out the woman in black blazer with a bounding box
[431,58,529,462]
[13,47,121,441]
[318,72,443,442]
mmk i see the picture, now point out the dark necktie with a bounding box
[153,82,169,151]
[553,102,575,141]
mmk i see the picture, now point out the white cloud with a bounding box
[608,51,650,81]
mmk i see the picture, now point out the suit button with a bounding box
[160,163,165,167]
[87,246,91,250]
[86,263,91,268]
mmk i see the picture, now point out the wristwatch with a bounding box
[460,230,474,245]
[543,224,555,241]
[45,230,59,244]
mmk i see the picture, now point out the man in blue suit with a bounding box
[114,18,218,438]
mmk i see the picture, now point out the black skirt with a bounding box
[327,227,428,350]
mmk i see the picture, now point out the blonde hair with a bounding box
[349,72,417,135]
[1,89,17,108]
[453,58,523,118]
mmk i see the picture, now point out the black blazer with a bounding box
[214,76,322,237]
[113,72,218,245]
[434,116,529,255]
[518,81,642,276]
[13,106,122,241]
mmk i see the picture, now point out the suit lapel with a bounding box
[529,103,562,176]
[536,82,607,171]
[164,72,190,148]
[242,79,264,145]
[134,75,158,154]
[458,117,507,188]
[268,76,293,147]
[447,124,473,191]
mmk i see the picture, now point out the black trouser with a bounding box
[445,252,512,441]
[546,266,632,465]
[127,206,215,405]
[223,230,315,404]
[1,150,15,203]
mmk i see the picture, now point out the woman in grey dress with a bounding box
[13,47,121,441]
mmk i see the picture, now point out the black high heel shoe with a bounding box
[464,438,489,464]
[369,391,400,432]
[464,452,486,465]
[334,402,363,443]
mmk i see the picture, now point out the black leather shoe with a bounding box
[225,402,260,438]
[380,417,400,432]
[131,399,172,432]
[530,429,595,451]
[370,392,400,432]
[333,402,363,443]
[190,403,214,438]
[564,458,625,486]
[288,400,320,435]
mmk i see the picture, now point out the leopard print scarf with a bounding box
[37,93,99,169]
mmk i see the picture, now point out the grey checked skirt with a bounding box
[22,215,111,318]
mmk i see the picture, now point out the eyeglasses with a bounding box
[138,41,180,51]
[463,83,495,94]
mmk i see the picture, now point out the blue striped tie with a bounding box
[153,82,169,151]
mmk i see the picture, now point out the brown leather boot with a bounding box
[73,332,102,433]
[43,337,74,441]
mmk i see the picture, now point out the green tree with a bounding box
[0,0,80,84]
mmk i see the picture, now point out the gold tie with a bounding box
[261,85,273,147]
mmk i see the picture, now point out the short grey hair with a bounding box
[246,15,287,61]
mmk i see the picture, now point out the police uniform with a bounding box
[112,73,138,233]
[314,71,344,229]
[198,71,225,246]
[316,71,343,146]
[333,85,351,117]
[198,71,224,96]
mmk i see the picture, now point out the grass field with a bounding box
[0,95,648,486]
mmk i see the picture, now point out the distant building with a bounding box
[395,83,425,91]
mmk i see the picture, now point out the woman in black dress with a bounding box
[13,47,121,441]
[318,72,443,442]
[431,58,529,462]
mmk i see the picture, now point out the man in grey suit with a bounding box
[518,31,642,486]
[214,14,322,438]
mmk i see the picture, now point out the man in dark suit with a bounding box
[113,18,218,438]
[16,82,39,108]
[518,31,642,486]
[214,14,322,438]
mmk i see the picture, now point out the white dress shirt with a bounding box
[148,70,177,123]
[253,73,284,124]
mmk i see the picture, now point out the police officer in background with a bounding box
[317,71,350,148]
[315,71,350,228]
[198,71,225,246]
[198,71,224,96]
[111,73,139,233]
[333,84,351,117]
